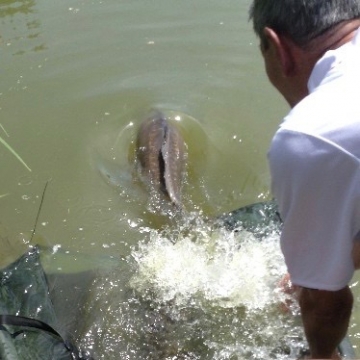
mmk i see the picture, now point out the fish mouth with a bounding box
[157,138,167,196]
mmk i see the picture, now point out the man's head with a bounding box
[249,0,360,50]
[249,0,360,107]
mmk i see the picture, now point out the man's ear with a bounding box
[263,27,295,77]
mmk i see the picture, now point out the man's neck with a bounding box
[305,19,360,54]
[286,19,360,108]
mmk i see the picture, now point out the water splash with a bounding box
[130,227,285,310]
[125,220,305,359]
[80,210,305,359]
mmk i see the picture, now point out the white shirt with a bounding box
[268,28,360,291]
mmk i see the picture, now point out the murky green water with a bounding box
[1,0,360,358]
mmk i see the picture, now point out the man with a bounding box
[249,1,360,359]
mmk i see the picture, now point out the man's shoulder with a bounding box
[276,103,360,162]
[280,90,344,134]
[277,84,360,146]
[269,128,335,168]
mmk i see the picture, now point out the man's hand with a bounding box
[278,273,300,313]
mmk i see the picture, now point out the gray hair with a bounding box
[249,0,360,47]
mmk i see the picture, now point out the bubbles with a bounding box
[68,7,80,14]
[121,221,305,359]
[130,227,285,310]
[77,222,306,359]
[18,175,34,186]
[127,219,139,228]
[52,244,61,253]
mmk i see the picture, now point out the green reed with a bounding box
[0,134,31,172]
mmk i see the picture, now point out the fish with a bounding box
[136,110,186,209]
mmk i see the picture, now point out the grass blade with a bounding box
[0,124,10,137]
[0,135,31,172]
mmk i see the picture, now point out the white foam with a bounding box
[130,227,286,310]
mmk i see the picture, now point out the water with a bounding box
[80,219,307,359]
[1,0,360,358]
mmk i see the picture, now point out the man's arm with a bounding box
[298,286,353,359]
